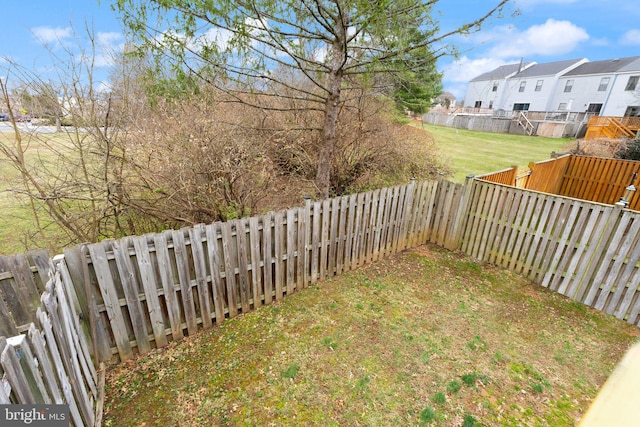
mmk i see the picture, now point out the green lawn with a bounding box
[414,123,573,183]
[104,245,639,426]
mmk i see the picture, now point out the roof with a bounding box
[563,56,640,76]
[513,58,587,78]
[470,62,535,82]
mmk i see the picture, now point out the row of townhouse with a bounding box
[464,56,640,117]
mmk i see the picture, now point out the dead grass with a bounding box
[103,245,639,426]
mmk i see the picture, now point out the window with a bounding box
[558,103,567,111]
[519,81,526,92]
[513,103,530,111]
[598,77,610,91]
[564,80,574,92]
[626,76,639,91]
[474,101,482,108]
[489,101,493,109]
[492,83,498,92]
[535,80,543,92]
[624,106,640,117]
[587,103,603,114]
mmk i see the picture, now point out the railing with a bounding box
[517,112,535,135]
[586,116,640,140]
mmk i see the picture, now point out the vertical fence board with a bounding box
[372,188,387,261]
[172,230,198,335]
[249,216,264,307]
[37,309,83,426]
[336,196,348,275]
[112,238,151,355]
[343,195,356,271]
[296,206,306,290]
[286,210,297,294]
[27,324,63,404]
[154,232,184,340]
[221,222,239,316]
[133,236,168,348]
[236,219,251,313]
[274,212,285,300]
[263,213,274,304]
[327,198,339,276]
[205,223,226,321]
[87,242,133,360]
[189,225,213,329]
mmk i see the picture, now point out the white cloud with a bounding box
[487,19,589,58]
[31,26,73,45]
[621,29,640,46]
[443,56,509,84]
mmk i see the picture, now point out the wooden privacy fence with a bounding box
[459,178,640,325]
[42,177,640,363]
[479,155,640,211]
[0,256,103,427]
[3,175,640,411]
[63,180,457,362]
[0,250,51,337]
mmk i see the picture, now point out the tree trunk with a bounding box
[316,71,342,199]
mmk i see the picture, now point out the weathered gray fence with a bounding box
[0,250,51,337]
[64,181,442,362]
[2,176,640,422]
[0,256,103,427]
[459,179,640,325]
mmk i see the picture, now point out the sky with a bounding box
[0,0,639,100]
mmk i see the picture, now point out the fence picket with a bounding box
[206,223,227,321]
[190,225,213,329]
[172,230,198,335]
[37,308,84,426]
[154,232,184,340]
[87,242,133,360]
[286,210,297,294]
[274,212,285,300]
[236,218,251,312]
[112,238,151,354]
[250,216,264,307]
[263,212,275,303]
[27,324,63,404]
[132,235,168,348]
[221,222,239,316]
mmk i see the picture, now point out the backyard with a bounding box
[103,245,639,426]
[414,123,572,183]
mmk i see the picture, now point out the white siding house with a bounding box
[463,62,534,109]
[498,58,587,112]
[552,57,640,116]
[464,56,640,117]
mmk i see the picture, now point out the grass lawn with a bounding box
[412,123,574,183]
[0,131,76,254]
[103,245,639,426]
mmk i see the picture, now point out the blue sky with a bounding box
[1,0,639,100]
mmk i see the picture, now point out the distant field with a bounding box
[0,131,70,254]
[413,123,574,183]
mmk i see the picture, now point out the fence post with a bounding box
[446,175,476,250]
